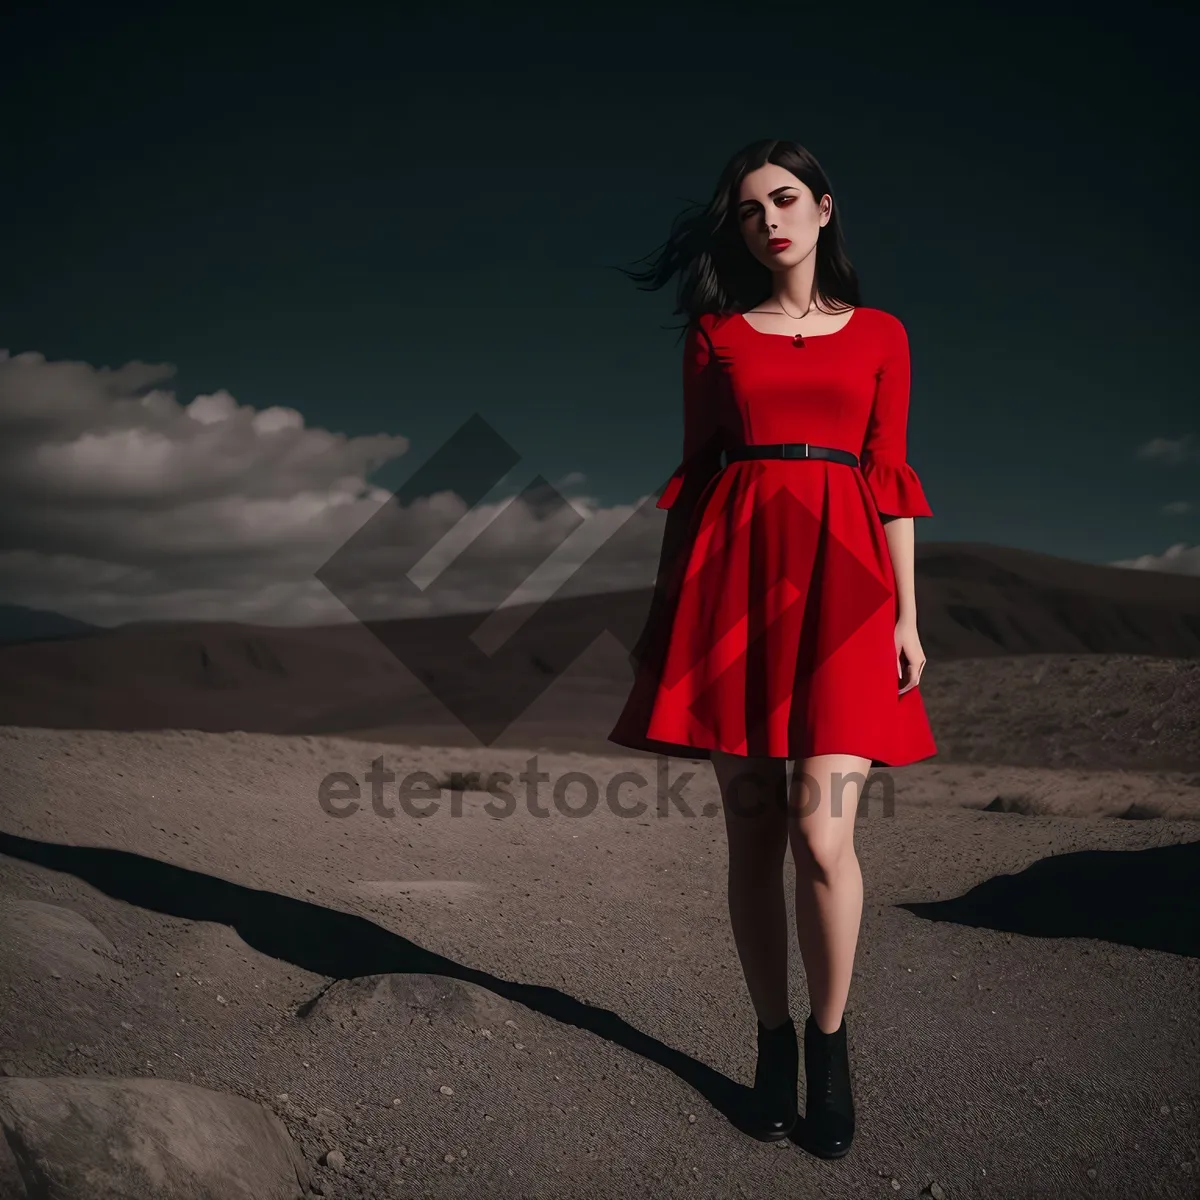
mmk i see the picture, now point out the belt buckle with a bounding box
[785,444,808,459]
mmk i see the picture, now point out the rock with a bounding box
[298,972,522,1032]
[321,1148,346,1173]
[0,898,123,982]
[311,1107,345,1135]
[0,1076,310,1199]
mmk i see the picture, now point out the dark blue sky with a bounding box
[2,3,1196,586]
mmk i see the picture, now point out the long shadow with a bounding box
[899,840,1200,957]
[0,831,771,1140]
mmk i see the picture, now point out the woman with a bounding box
[607,139,937,1158]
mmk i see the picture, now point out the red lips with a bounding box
[767,239,791,251]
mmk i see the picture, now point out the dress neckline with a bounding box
[737,307,859,339]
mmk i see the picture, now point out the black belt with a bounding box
[724,443,859,467]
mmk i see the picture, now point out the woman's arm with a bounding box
[885,514,925,691]
[859,316,933,527]
[631,316,725,672]
[881,515,917,619]
[860,315,933,692]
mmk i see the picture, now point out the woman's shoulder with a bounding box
[684,310,727,353]
[693,310,743,341]
[854,305,906,336]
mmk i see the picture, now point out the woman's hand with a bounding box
[895,614,926,694]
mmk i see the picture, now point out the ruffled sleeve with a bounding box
[860,316,933,518]
[861,459,932,518]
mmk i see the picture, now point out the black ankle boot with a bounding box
[748,1016,798,1140]
[802,1013,855,1158]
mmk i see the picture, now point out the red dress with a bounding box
[607,306,937,767]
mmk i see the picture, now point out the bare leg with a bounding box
[788,754,870,1034]
[711,750,791,1029]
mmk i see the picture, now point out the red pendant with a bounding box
[792,334,805,347]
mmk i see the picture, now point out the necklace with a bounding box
[747,298,817,348]
[776,298,815,321]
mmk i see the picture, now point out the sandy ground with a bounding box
[1,723,1197,1199]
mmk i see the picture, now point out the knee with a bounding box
[791,830,855,881]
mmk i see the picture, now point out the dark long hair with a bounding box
[618,139,861,332]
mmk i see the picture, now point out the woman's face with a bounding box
[736,164,831,269]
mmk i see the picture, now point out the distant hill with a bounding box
[905,543,1200,656]
[0,604,101,645]
[0,542,1197,768]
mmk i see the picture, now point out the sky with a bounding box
[1,4,1196,628]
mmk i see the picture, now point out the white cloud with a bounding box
[0,348,664,628]
[1108,542,1200,575]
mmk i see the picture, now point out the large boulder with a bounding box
[0,1076,312,1199]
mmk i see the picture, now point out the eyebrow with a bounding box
[738,186,797,208]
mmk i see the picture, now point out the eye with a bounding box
[739,195,796,219]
